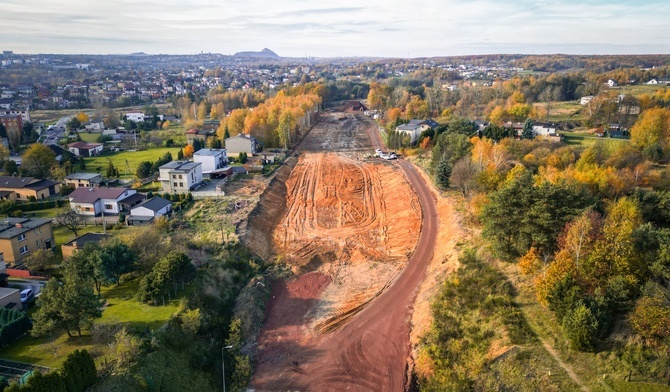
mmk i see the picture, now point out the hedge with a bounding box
[16,200,69,212]
[0,308,31,348]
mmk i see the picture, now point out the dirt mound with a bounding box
[275,153,420,273]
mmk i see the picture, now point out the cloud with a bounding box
[1,0,669,56]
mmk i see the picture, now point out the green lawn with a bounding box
[80,147,182,179]
[608,84,669,97]
[0,280,184,368]
[562,131,630,147]
[79,133,100,143]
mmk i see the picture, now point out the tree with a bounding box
[521,118,535,140]
[449,157,479,197]
[136,161,153,178]
[32,275,103,337]
[21,144,56,179]
[75,112,90,124]
[3,159,17,175]
[60,349,97,392]
[239,152,248,164]
[50,165,67,182]
[106,159,119,178]
[562,301,599,351]
[183,145,194,159]
[138,252,195,303]
[177,148,184,160]
[192,138,203,152]
[96,240,136,287]
[224,124,231,140]
[55,208,85,237]
[66,117,81,132]
[435,154,452,189]
[113,327,142,370]
[22,122,35,143]
[630,295,670,343]
[631,107,670,153]
[23,248,56,274]
[0,123,6,139]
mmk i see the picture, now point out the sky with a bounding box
[1,0,670,57]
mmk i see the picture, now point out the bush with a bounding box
[562,302,599,351]
[0,308,31,347]
[60,349,97,392]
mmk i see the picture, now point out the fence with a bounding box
[192,191,226,199]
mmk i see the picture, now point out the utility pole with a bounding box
[222,345,233,392]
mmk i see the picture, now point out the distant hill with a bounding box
[233,48,280,59]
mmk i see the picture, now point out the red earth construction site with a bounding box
[242,111,449,392]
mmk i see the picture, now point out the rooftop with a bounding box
[160,161,201,172]
[68,187,131,203]
[0,176,35,189]
[0,218,52,240]
[65,173,102,180]
[132,196,171,212]
[193,148,226,157]
[67,142,103,149]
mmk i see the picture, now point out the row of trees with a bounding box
[136,151,173,179]
[0,308,31,348]
[4,349,97,392]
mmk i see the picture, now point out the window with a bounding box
[19,245,28,254]
[85,207,91,211]
[104,204,113,210]
[33,229,37,235]
[17,233,26,242]
[172,174,177,179]
[173,182,178,187]
[179,182,183,187]
[36,240,39,247]
[178,174,183,179]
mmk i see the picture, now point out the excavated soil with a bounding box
[246,113,437,391]
[275,152,421,273]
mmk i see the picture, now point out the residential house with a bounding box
[647,79,658,85]
[606,79,618,87]
[68,187,138,216]
[158,161,203,193]
[193,148,228,177]
[0,176,61,201]
[47,144,68,162]
[580,96,594,105]
[67,142,104,157]
[225,134,261,157]
[65,173,102,188]
[0,287,20,309]
[61,232,107,259]
[185,129,216,145]
[532,123,558,137]
[0,218,54,265]
[125,112,145,122]
[395,119,440,144]
[127,197,172,225]
[202,120,220,131]
[0,114,23,137]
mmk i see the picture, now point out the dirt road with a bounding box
[250,114,438,391]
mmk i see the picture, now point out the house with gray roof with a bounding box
[127,197,172,225]
[68,187,138,216]
[158,161,202,193]
[0,218,54,264]
[224,134,261,157]
[65,173,102,188]
[395,119,439,144]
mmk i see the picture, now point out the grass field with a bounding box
[607,84,670,97]
[81,147,182,178]
[0,280,184,368]
[562,131,630,147]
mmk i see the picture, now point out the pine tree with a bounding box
[177,148,184,160]
[224,125,230,140]
[521,118,535,140]
[436,154,452,189]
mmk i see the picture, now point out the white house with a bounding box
[580,96,594,105]
[67,142,104,157]
[532,124,557,137]
[125,112,145,122]
[193,148,228,176]
[647,79,659,85]
[84,121,104,131]
[158,161,203,193]
[395,119,440,144]
[606,79,618,87]
[127,197,172,225]
[68,187,138,216]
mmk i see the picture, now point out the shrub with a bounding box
[562,301,599,351]
[0,308,31,347]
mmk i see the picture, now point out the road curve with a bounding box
[250,115,439,391]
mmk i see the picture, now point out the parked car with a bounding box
[20,289,34,304]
